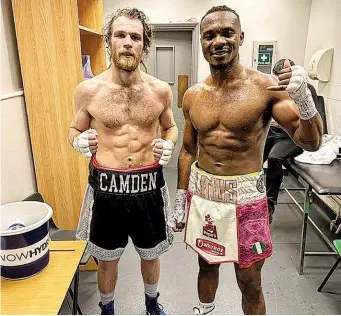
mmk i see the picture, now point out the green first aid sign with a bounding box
[258,53,271,65]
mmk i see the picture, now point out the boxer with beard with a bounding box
[69,8,178,315]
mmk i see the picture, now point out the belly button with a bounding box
[127,157,132,162]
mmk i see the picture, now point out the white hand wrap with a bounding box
[72,130,94,158]
[286,65,317,120]
[167,189,187,227]
[155,139,175,166]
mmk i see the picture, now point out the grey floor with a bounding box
[60,168,341,315]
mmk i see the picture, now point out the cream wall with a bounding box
[304,0,341,136]
[304,0,341,213]
[104,0,312,81]
[0,0,36,204]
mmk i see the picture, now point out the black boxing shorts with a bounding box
[76,157,173,261]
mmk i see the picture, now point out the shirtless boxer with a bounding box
[68,8,178,315]
[168,5,323,315]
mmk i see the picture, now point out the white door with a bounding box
[143,31,193,168]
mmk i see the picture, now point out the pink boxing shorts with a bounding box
[184,163,273,268]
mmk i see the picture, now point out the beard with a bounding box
[112,51,143,71]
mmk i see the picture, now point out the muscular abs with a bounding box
[191,80,271,176]
[88,84,164,168]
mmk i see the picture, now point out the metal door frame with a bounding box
[152,22,199,86]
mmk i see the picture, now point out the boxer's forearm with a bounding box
[161,125,178,145]
[286,66,323,151]
[293,114,323,151]
[177,146,196,189]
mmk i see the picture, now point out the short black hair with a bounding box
[273,59,295,74]
[201,6,240,27]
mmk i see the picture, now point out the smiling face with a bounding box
[110,16,144,71]
[200,11,244,69]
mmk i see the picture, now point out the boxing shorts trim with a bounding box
[184,162,273,268]
[76,158,173,261]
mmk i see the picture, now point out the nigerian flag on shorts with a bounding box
[252,242,266,254]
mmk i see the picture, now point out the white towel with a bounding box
[294,134,341,165]
[295,146,336,165]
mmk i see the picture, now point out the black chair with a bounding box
[23,193,98,315]
[316,95,328,134]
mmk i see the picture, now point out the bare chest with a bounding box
[190,86,270,134]
[88,87,164,129]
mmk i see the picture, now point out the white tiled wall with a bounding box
[320,83,341,135]
[304,0,341,138]
[309,82,341,216]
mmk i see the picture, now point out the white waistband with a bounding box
[189,163,265,205]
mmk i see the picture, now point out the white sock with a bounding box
[144,282,158,298]
[199,301,215,314]
[100,290,115,305]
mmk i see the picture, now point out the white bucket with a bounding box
[1,201,53,280]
